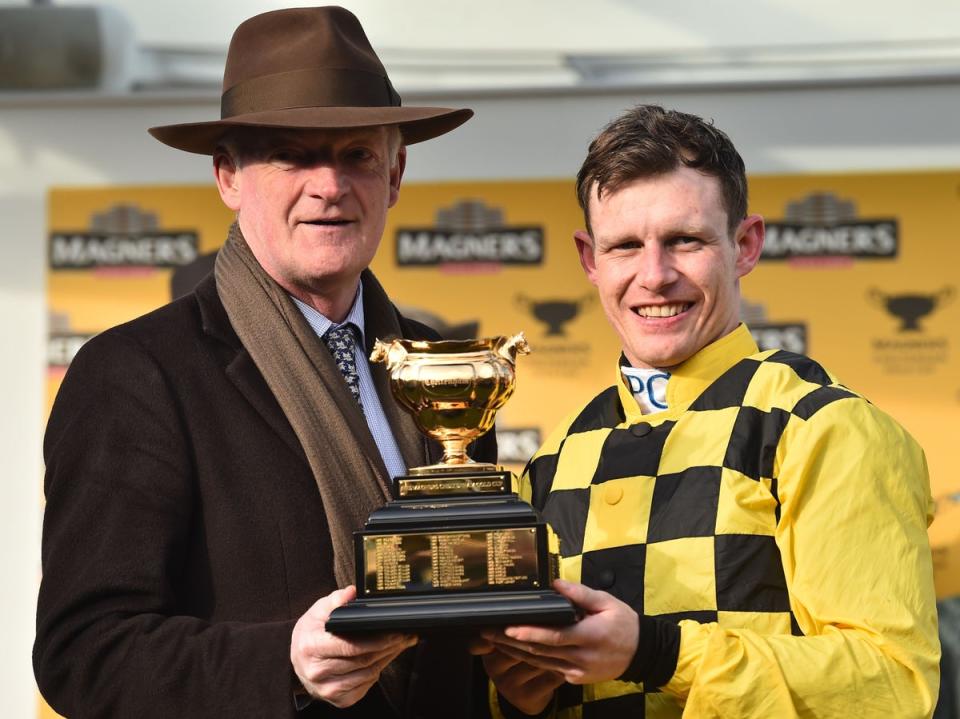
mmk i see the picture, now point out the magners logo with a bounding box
[49,204,199,270]
[47,311,93,371]
[395,200,544,267]
[741,298,808,354]
[762,192,897,262]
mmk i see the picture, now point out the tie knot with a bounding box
[324,323,356,349]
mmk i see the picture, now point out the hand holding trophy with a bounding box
[326,333,576,633]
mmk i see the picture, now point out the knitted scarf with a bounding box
[215,223,430,712]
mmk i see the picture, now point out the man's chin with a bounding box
[625,342,696,371]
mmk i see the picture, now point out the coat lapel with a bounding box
[197,270,395,493]
[195,274,307,462]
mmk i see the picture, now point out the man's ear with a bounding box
[734,214,765,278]
[213,150,242,212]
[387,146,407,208]
[574,230,599,286]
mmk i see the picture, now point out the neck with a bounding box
[284,279,359,324]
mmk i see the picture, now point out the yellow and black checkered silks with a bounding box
[494,326,940,719]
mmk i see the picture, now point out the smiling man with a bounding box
[476,105,940,717]
[34,7,493,719]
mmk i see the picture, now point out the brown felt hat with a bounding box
[149,6,473,155]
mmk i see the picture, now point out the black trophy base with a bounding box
[326,590,576,634]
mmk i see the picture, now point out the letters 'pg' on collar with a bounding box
[616,324,759,424]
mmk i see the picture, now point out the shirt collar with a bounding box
[616,323,759,423]
[290,281,366,347]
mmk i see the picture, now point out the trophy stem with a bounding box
[407,438,500,476]
[441,439,470,466]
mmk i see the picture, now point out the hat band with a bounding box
[221,67,402,118]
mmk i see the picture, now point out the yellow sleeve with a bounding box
[662,398,941,717]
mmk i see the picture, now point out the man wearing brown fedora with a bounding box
[34,6,493,718]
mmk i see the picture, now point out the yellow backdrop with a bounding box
[40,169,960,717]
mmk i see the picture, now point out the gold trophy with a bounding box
[326,333,576,633]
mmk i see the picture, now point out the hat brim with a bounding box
[149,105,473,155]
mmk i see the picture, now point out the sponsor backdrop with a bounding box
[41,169,959,715]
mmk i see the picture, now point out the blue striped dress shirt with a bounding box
[291,284,408,481]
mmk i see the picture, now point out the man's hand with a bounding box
[470,636,564,715]
[291,586,417,708]
[481,579,639,686]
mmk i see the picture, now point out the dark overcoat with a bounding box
[34,273,495,718]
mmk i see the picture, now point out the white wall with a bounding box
[3,78,960,715]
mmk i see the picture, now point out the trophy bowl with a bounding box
[371,333,529,474]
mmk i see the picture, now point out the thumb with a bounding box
[468,636,496,656]
[553,578,614,614]
[312,585,357,621]
[331,584,358,607]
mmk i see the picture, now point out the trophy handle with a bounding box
[370,338,406,370]
[495,332,531,365]
[515,294,532,311]
[370,339,390,363]
[936,286,955,307]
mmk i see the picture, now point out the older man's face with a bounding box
[575,166,764,369]
[215,126,404,302]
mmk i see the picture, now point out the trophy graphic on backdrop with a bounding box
[868,287,954,332]
[325,333,576,633]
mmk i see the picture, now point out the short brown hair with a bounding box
[576,105,747,235]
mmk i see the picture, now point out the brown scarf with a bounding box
[214,223,427,711]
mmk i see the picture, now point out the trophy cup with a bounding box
[325,333,576,633]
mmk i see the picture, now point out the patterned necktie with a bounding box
[322,324,363,410]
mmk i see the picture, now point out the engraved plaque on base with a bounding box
[325,335,576,634]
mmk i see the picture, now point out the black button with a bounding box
[631,422,652,437]
[596,568,616,589]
